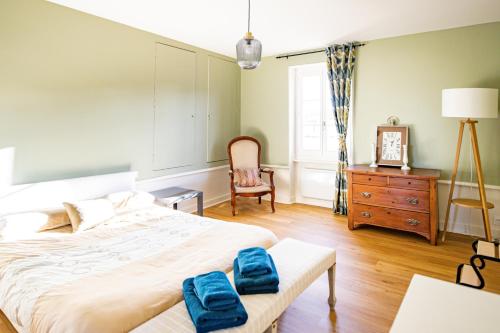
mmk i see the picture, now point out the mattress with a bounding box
[0,205,277,333]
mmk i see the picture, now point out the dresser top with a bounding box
[346,165,440,179]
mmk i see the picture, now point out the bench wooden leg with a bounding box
[264,319,278,333]
[328,264,336,310]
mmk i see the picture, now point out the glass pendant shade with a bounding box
[236,33,262,69]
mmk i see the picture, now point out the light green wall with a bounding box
[241,22,500,185]
[0,0,240,184]
[354,23,500,184]
[2,0,498,185]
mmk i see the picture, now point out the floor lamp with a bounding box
[441,88,498,242]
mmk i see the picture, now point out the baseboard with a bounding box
[135,164,500,239]
[137,164,293,213]
[181,193,231,213]
[295,197,332,209]
[136,165,231,213]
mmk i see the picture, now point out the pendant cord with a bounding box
[247,0,251,33]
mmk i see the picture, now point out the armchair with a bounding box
[227,136,275,216]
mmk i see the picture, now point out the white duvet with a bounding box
[0,205,277,333]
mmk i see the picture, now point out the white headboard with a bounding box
[0,171,138,215]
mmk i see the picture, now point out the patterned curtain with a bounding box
[326,44,356,215]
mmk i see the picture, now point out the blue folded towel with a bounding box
[183,278,248,333]
[193,271,240,311]
[234,255,279,295]
[237,247,273,277]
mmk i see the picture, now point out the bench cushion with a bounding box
[131,238,336,333]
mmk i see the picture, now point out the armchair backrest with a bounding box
[227,136,261,171]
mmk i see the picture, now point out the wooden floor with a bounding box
[1,200,498,333]
[205,200,500,333]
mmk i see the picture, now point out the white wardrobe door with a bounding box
[206,56,239,162]
[153,43,196,170]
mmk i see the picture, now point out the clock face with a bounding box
[382,132,401,161]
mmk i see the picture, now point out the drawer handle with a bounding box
[406,197,419,205]
[361,192,371,198]
[407,218,420,226]
[361,211,372,218]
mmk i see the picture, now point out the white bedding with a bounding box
[0,205,278,333]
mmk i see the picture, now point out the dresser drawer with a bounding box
[352,184,430,212]
[352,203,430,234]
[389,177,429,191]
[352,174,387,186]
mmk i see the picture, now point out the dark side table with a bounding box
[150,187,203,216]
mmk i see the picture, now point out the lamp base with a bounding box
[442,119,493,243]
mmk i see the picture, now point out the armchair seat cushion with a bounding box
[235,182,272,194]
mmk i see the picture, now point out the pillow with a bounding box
[63,199,115,232]
[234,168,263,187]
[0,211,69,241]
[41,210,72,231]
[106,191,155,213]
[0,213,47,241]
[0,210,71,241]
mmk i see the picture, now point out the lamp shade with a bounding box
[442,88,498,118]
[236,35,262,70]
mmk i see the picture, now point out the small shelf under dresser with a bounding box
[346,165,441,245]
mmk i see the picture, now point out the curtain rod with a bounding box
[275,43,365,59]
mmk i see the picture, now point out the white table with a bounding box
[390,274,500,333]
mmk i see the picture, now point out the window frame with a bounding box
[293,63,338,163]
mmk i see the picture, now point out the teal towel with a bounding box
[193,271,240,311]
[183,278,248,333]
[237,247,272,277]
[234,255,279,295]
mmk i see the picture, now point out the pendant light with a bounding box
[236,0,262,69]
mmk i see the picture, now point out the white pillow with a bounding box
[63,199,115,232]
[0,210,72,241]
[0,212,49,241]
[106,191,155,213]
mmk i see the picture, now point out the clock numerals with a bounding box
[381,131,402,161]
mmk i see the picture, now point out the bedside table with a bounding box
[150,187,203,216]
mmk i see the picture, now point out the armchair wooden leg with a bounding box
[271,191,275,213]
[258,197,262,204]
[231,193,236,216]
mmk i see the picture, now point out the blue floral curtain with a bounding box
[326,44,356,215]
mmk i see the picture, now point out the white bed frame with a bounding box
[0,171,137,215]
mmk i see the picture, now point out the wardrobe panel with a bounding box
[153,43,196,170]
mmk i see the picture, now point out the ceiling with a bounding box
[47,0,500,57]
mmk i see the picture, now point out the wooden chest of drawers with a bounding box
[346,165,440,245]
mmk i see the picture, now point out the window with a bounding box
[293,63,337,162]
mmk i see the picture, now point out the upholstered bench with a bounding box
[131,238,336,333]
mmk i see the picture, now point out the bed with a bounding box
[0,172,277,333]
